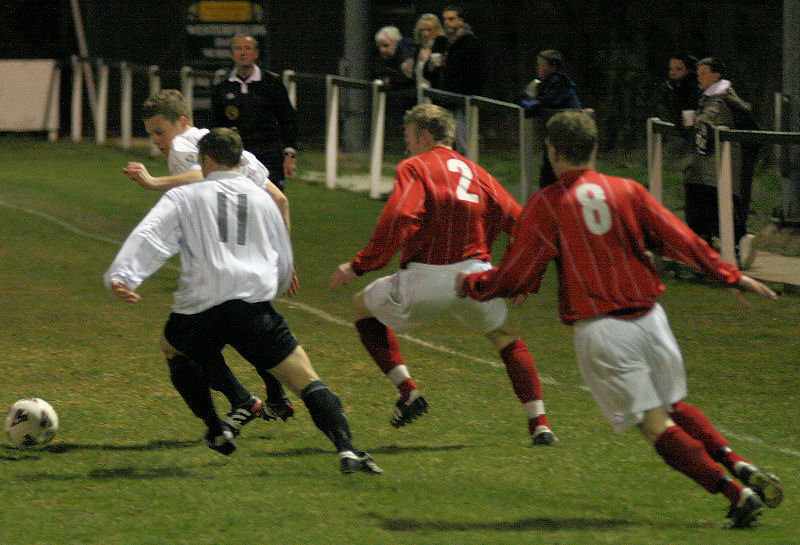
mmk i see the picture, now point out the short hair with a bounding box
[197,128,243,168]
[443,5,465,19]
[403,104,455,146]
[375,26,402,45]
[697,56,726,76]
[670,53,697,71]
[545,110,598,165]
[231,33,259,49]
[537,49,564,70]
[141,89,192,124]
[413,13,443,43]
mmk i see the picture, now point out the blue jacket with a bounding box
[517,71,581,117]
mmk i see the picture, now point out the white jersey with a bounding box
[104,170,293,314]
[168,127,271,189]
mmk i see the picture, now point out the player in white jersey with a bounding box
[104,128,382,473]
[121,89,296,432]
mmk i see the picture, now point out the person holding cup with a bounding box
[413,13,448,97]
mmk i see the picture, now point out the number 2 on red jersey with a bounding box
[447,158,479,203]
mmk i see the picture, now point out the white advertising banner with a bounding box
[0,59,60,133]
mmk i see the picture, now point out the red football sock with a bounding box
[397,380,418,402]
[670,401,749,474]
[355,318,417,400]
[528,415,550,433]
[355,317,405,375]
[499,339,543,403]
[654,425,730,495]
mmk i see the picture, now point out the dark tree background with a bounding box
[0,0,783,150]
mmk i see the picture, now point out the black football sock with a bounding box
[257,368,289,403]
[301,380,355,453]
[200,351,253,409]
[167,355,223,434]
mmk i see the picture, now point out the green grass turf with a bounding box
[0,137,798,544]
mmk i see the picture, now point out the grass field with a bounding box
[0,137,798,545]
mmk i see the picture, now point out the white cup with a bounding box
[430,53,443,67]
[681,109,696,127]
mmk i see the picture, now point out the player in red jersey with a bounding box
[329,104,556,445]
[459,110,782,528]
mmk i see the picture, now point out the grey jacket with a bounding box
[685,80,751,196]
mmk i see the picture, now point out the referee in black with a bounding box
[212,34,298,191]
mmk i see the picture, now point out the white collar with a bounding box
[229,65,262,84]
[703,79,731,96]
[205,170,246,182]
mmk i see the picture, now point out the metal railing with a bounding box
[714,127,800,262]
[646,117,800,263]
[65,60,585,203]
[324,75,388,199]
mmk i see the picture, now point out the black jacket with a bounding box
[211,68,297,165]
[437,32,484,96]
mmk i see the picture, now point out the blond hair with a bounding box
[141,89,192,124]
[403,104,455,146]
[414,13,443,44]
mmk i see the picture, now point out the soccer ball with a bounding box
[4,398,59,449]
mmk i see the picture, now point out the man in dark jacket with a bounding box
[515,49,582,188]
[431,5,485,154]
[212,34,298,191]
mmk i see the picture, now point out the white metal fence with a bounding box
[646,117,800,263]
[65,59,555,202]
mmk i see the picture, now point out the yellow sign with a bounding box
[197,1,256,23]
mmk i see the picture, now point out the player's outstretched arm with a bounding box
[123,162,203,191]
[736,275,778,300]
[329,262,357,291]
[110,280,141,303]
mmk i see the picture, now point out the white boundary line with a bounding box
[3,196,798,459]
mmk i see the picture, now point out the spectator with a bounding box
[329,104,556,445]
[515,49,582,188]
[432,5,485,155]
[212,34,298,192]
[460,110,782,529]
[373,26,417,91]
[412,13,448,102]
[683,56,757,268]
[657,53,701,132]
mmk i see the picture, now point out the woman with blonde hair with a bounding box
[412,13,448,101]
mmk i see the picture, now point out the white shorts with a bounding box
[362,259,508,334]
[573,303,687,432]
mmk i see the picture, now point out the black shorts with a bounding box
[163,300,299,371]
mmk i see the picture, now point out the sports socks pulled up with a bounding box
[301,380,355,453]
[670,401,749,476]
[655,425,745,504]
[356,317,418,401]
[167,355,224,435]
[500,339,549,431]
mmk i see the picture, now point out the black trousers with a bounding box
[683,183,747,244]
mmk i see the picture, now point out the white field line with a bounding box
[4,196,798,459]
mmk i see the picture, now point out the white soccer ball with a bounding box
[4,398,59,449]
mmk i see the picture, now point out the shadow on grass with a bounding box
[370,444,468,455]
[13,461,227,482]
[45,439,200,453]
[367,512,636,532]
[251,443,468,458]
